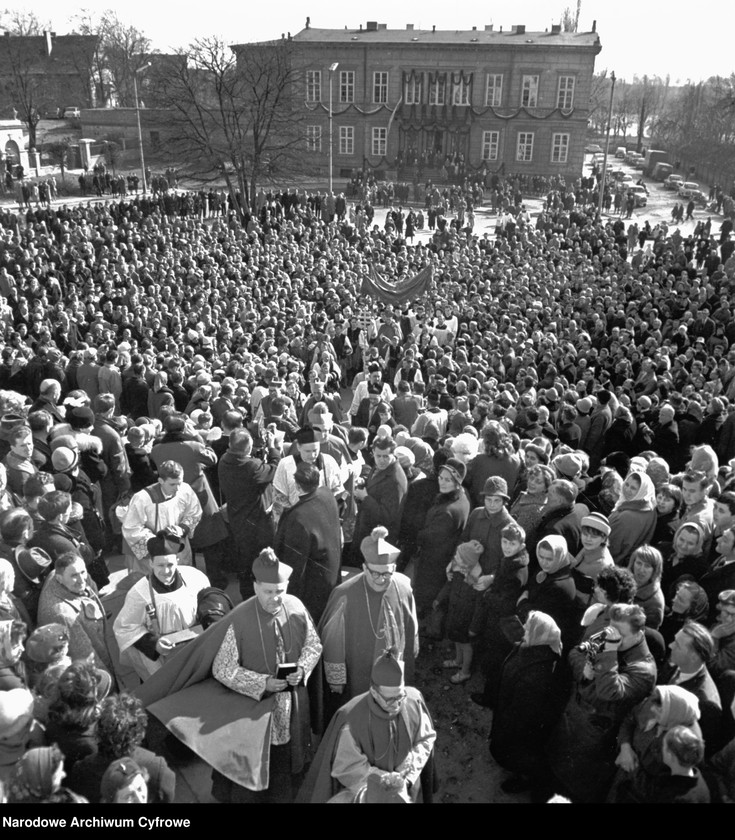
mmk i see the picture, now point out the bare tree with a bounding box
[588,71,610,133]
[0,9,49,36]
[560,1,581,33]
[67,9,150,107]
[610,79,637,142]
[100,12,150,107]
[632,75,667,152]
[67,9,111,106]
[0,37,43,147]
[157,36,305,214]
[102,138,122,175]
[46,136,72,182]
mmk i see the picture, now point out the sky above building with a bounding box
[23,0,729,85]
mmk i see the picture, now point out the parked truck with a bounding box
[652,162,674,181]
[643,149,669,178]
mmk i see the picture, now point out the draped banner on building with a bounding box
[361,264,434,305]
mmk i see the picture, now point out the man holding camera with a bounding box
[546,603,657,802]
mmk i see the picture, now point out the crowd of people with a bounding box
[1,170,735,805]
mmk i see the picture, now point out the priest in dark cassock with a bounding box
[297,649,436,802]
[273,462,341,624]
[136,548,322,803]
[317,526,418,717]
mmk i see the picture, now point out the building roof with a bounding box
[0,34,99,70]
[287,26,600,48]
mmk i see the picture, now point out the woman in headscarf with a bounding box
[147,370,174,421]
[689,444,721,495]
[489,611,568,799]
[7,745,87,803]
[517,535,581,651]
[0,618,27,691]
[630,545,666,630]
[661,522,710,592]
[510,464,554,537]
[0,687,42,785]
[608,471,658,566]
[609,685,701,803]
[394,446,424,487]
[659,578,709,646]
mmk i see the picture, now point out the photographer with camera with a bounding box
[546,603,657,802]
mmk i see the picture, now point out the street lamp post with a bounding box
[133,63,151,195]
[597,71,616,219]
[328,62,339,195]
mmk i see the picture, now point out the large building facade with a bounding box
[0,32,100,117]
[276,21,601,181]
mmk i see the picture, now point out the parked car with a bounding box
[664,174,684,190]
[615,147,627,159]
[610,169,633,183]
[585,143,603,154]
[678,181,702,200]
[62,106,81,119]
[626,185,648,207]
[625,152,643,166]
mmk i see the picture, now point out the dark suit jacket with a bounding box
[274,487,341,623]
[151,436,218,515]
[121,375,150,420]
[28,521,94,566]
[92,415,131,497]
[700,560,735,623]
[218,446,281,563]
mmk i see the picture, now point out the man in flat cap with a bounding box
[137,547,322,803]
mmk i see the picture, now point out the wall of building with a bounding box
[79,108,176,151]
[285,32,599,181]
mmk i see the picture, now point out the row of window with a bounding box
[305,70,576,109]
[306,126,571,163]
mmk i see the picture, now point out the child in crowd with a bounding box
[434,540,484,685]
[572,512,614,606]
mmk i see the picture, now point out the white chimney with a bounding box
[44,29,53,56]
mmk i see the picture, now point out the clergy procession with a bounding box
[3,172,735,805]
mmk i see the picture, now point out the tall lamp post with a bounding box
[597,70,616,218]
[133,63,151,194]
[328,62,339,195]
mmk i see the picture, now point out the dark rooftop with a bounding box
[286,26,600,47]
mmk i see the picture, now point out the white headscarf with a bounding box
[523,610,562,657]
[614,471,656,510]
